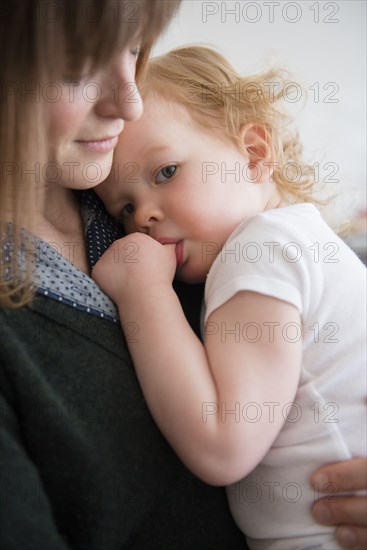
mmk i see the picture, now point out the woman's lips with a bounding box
[75,136,119,153]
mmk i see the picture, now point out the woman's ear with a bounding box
[240,123,275,183]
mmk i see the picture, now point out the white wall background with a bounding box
[153,0,366,224]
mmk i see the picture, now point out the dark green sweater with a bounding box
[0,295,246,549]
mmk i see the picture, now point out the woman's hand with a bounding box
[311,457,367,549]
[92,233,177,304]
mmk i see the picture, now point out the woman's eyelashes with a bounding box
[155,164,177,183]
[130,46,141,58]
[129,33,142,58]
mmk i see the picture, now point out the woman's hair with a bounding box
[0,0,180,307]
[141,45,319,204]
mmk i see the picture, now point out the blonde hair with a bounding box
[0,0,180,308]
[141,45,320,204]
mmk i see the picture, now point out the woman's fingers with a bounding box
[336,525,367,549]
[311,457,367,492]
[312,496,367,527]
[311,458,367,548]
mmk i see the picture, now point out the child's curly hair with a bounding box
[141,45,319,204]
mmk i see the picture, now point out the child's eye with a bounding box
[120,203,135,218]
[156,165,177,183]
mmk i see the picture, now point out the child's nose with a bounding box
[135,203,164,233]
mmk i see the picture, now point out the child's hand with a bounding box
[92,232,177,304]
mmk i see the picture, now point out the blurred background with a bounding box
[153,0,366,262]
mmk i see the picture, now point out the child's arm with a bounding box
[93,233,302,485]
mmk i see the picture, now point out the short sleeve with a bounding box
[204,207,324,322]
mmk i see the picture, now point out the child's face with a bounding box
[96,96,271,283]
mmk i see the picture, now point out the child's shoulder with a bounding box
[231,203,322,242]
[257,203,320,225]
[230,203,366,271]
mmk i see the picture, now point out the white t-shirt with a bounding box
[204,204,366,550]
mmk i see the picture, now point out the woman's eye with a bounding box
[62,75,84,85]
[156,165,177,183]
[130,44,141,58]
[120,203,134,218]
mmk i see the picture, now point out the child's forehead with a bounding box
[143,90,239,150]
[116,89,238,161]
[117,93,197,150]
[143,92,193,124]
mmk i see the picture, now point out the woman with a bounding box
[0,1,365,549]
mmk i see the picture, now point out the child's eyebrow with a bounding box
[142,145,172,158]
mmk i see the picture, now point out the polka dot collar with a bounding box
[33,237,119,322]
[79,189,125,270]
[2,191,124,322]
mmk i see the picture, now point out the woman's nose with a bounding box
[95,50,143,122]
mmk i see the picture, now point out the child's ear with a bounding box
[240,123,275,183]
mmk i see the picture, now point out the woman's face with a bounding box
[47,41,143,189]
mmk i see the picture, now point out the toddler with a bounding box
[93,46,366,549]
